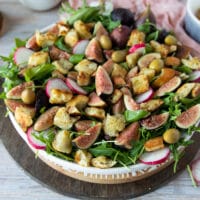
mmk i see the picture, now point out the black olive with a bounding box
[157,29,170,43]
[111,8,135,28]
[35,89,50,116]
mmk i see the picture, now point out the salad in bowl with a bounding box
[0,0,200,183]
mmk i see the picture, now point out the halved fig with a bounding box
[95,66,113,96]
[175,104,200,129]
[156,76,182,97]
[6,82,34,100]
[115,122,140,149]
[175,45,191,59]
[75,120,95,132]
[123,94,140,111]
[34,106,59,131]
[85,38,104,63]
[102,59,115,75]
[137,53,161,69]
[88,92,106,107]
[4,99,31,113]
[93,21,109,39]
[73,123,102,149]
[152,68,176,88]
[49,46,70,61]
[112,98,125,114]
[141,112,169,130]
[26,35,40,51]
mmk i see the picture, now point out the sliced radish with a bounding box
[46,78,70,97]
[191,158,200,185]
[128,43,145,54]
[135,88,154,103]
[66,78,87,95]
[73,40,89,55]
[27,127,46,150]
[139,147,170,165]
[14,47,34,68]
[189,71,200,82]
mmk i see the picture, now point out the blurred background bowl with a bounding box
[19,0,61,11]
[185,0,200,43]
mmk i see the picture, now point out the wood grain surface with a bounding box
[0,1,200,200]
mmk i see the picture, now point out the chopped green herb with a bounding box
[55,36,71,53]
[69,54,84,64]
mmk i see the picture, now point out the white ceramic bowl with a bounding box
[185,0,200,43]
[19,0,61,11]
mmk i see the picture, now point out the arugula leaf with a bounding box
[124,110,150,123]
[15,38,26,48]
[32,129,73,161]
[174,65,192,74]
[24,63,55,82]
[99,15,120,32]
[55,36,71,53]
[169,139,193,173]
[129,140,145,163]
[138,20,157,34]
[69,54,84,64]
[82,83,95,93]
[60,1,100,25]
[146,30,159,42]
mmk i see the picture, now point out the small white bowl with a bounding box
[185,0,200,43]
[19,0,61,11]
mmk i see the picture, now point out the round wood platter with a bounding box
[0,87,200,199]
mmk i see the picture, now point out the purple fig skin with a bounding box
[141,112,169,130]
[73,123,102,149]
[110,25,131,48]
[175,104,200,129]
[115,122,140,149]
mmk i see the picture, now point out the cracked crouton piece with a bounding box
[77,71,91,86]
[111,64,127,79]
[35,31,57,47]
[144,136,164,152]
[64,29,79,47]
[49,89,73,104]
[140,99,164,112]
[127,29,145,46]
[28,51,49,66]
[74,59,97,75]
[53,107,79,130]
[74,20,92,39]
[131,74,149,94]
[15,106,35,131]
[175,83,195,101]
[74,149,92,167]
[85,107,105,120]
[52,59,73,75]
[103,114,125,137]
[66,95,89,111]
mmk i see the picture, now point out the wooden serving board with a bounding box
[0,84,200,199]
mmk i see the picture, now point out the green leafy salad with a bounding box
[0,0,200,171]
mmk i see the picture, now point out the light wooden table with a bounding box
[0,0,200,199]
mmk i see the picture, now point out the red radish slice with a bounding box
[14,47,34,68]
[189,71,200,82]
[27,127,46,150]
[135,88,154,103]
[129,43,145,54]
[139,147,170,165]
[191,158,200,185]
[66,78,87,95]
[46,78,70,97]
[73,40,89,55]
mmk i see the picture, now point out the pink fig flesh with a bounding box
[115,122,140,149]
[75,120,94,132]
[141,112,169,130]
[73,123,102,149]
[88,92,106,107]
[95,66,113,96]
[124,94,140,111]
[175,104,200,129]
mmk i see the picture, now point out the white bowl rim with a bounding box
[186,0,200,26]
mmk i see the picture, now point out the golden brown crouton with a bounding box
[144,136,164,152]
[131,74,149,94]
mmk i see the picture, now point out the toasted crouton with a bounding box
[131,74,149,94]
[15,106,35,131]
[144,136,164,152]
[140,99,164,112]
[103,114,125,137]
[74,149,92,167]
[53,107,79,130]
[28,51,49,66]
[85,107,105,120]
[49,89,73,104]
